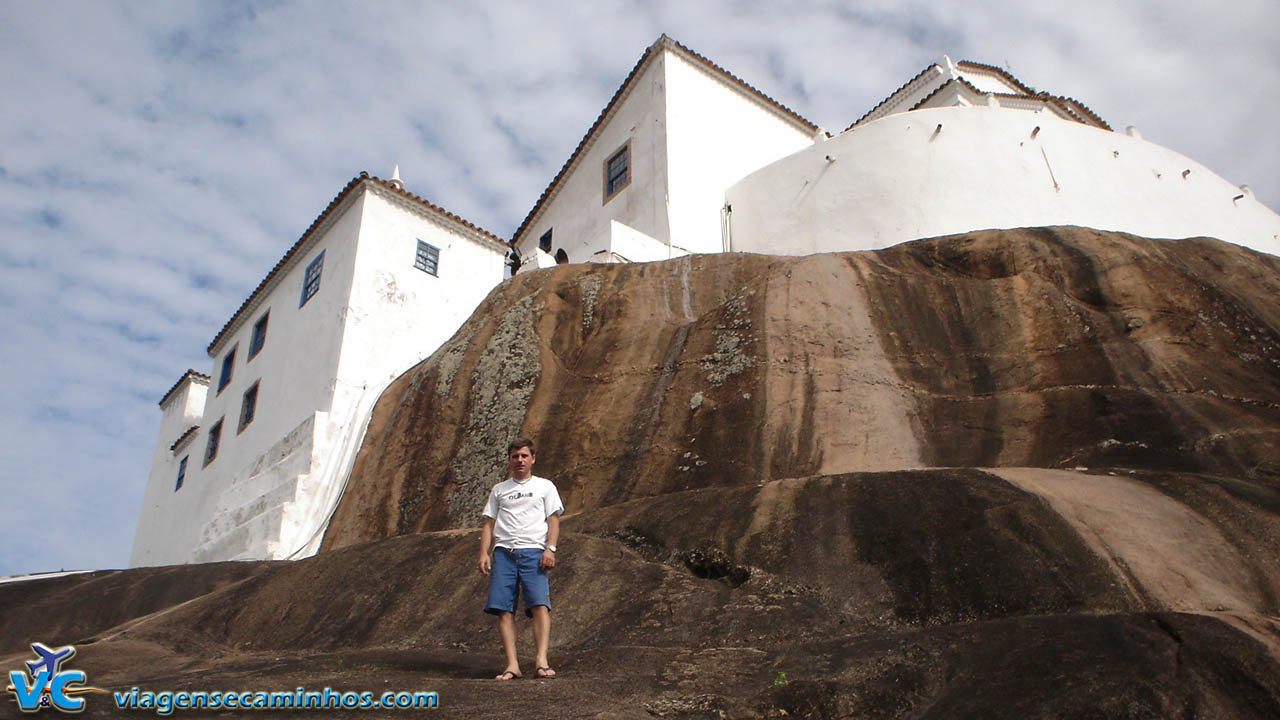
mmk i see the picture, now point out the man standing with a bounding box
[478,438,564,680]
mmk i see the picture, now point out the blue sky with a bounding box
[1,0,1277,577]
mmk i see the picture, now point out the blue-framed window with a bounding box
[238,381,259,433]
[604,141,631,200]
[414,240,440,276]
[204,418,223,466]
[248,312,269,359]
[175,456,188,491]
[539,229,553,253]
[217,346,236,394]
[300,250,325,307]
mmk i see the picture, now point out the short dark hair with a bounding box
[507,438,535,455]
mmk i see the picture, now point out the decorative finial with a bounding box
[389,164,403,190]
[942,55,958,79]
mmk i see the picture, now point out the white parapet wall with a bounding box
[726,106,1280,257]
[525,248,559,270]
[588,220,690,264]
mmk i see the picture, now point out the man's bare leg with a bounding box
[531,605,555,677]
[495,611,521,679]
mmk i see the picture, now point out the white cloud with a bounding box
[0,0,1276,576]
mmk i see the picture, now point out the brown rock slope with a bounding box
[325,226,1280,543]
[3,227,1279,719]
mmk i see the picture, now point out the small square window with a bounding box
[175,456,188,491]
[248,312,269,360]
[539,229,553,253]
[217,346,236,394]
[204,418,224,466]
[414,240,440,276]
[300,250,325,307]
[604,141,631,202]
[238,381,259,433]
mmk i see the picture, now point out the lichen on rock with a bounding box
[578,274,603,334]
[445,291,545,527]
[408,317,478,401]
[700,292,757,386]
[428,338,468,400]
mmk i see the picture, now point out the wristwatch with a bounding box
[545,545,557,553]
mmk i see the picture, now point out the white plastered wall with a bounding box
[131,378,208,565]
[514,47,817,267]
[591,220,690,264]
[132,185,509,566]
[662,50,816,253]
[131,193,367,566]
[277,188,507,557]
[515,54,670,265]
[727,107,1280,257]
[337,187,507,401]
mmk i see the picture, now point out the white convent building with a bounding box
[132,35,1280,567]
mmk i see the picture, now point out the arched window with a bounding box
[555,249,569,265]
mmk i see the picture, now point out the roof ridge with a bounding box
[880,75,1109,131]
[956,61,1110,129]
[365,174,506,245]
[954,59,1038,96]
[206,175,364,355]
[510,39,661,243]
[207,173,507,356]
[512,34,819,243]
[159,369,210,407]
[847,63,940,131]
[1048,94,1111,130]
[658,36,819,134]
[907,76,984,112]
[169,425,201,452]
[1036,91,1087,124]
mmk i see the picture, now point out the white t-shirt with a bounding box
[483,475,564,550]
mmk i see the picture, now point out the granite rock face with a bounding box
[5,227,1279,718]
[323,226,1280,548]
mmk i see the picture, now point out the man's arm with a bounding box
[478,517,495,575]
[539,512,560,570]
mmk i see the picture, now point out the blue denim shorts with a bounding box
[484,547,551,617]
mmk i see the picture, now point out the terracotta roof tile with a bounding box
[955,61,1109,129]
[907,76,985,112]
[1046,94,1111,130]
[847,63,940,131]
[847,59,1109,132]
[907,78,1048,116]
[664,36,819,134]
[169,425,201,452]
[367,175,507,247]
[206,174,506,356]
[954,60,1037,96]
[159,369,210,407]
[512,34,819,244]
